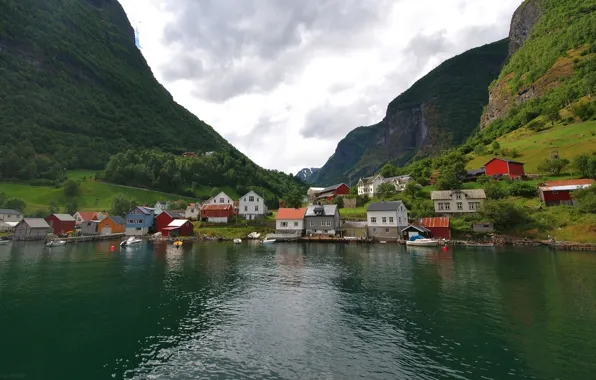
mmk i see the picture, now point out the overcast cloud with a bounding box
[119,0,522,175]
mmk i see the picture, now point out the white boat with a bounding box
[0,240,11,244]
[233,238,242,244]
[120,237,143,247]
[247,232,261,239]
[406,238,440,247]
[46,240,66,247]
[262,239,276,244]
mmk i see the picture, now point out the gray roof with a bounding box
[366,201,406,212]
[22,218,50,228]
[109,216,126,225]
[319,183,347,193]
[383,175,413,182]
[431,189,487,200]
[402,224,430,233]
[342,221,368,228]
[305,204,338,216]
[0,209,21,215]
[53,214,76,221]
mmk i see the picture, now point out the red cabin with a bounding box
[315,183,350,202]
[484,158,525,179]
[200,204,234,222]
[154,211,175,235]
[419,217,451,240]
[161,219,194,237]
[45,214,76,235]
[539,179,594,206]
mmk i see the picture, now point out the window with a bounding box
[310,221,315,227]
[469,202,481,211]
[281,222,288,227]
[255,206,259,212]
[398,217,401,224]
[257,198,260,202]
[389,217,394,223]
[385,229,389,233]
[244,206,248,211]
[457,202,463,210]
[244,198,246,201]
[249,196,254,202]
[456,193,462,200]
[444,203,451,211]
[382,217,387,223]
[294,222,299,227]
[438,203,444,211]
[370,217,377,223]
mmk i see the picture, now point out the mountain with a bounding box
[481,0,596,130]
[314,39,509,185]
[0,0,303,198]
[295,168,320,183]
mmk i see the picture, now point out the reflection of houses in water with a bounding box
[275,245,305,287]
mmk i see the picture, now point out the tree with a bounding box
[474,144,486,156]
[4,198,26,212]
[63,179,80,197]
[376,182,397,197]
[111,195,136,216]
[480,199,532,232]
[572,187,596,214]
[64,199,78,215]
[508,182,536,198]
[169,199,189,210]
[404,182,422,199]
[333,196,344,209]
[574,154,596,179]
[283,189,304,208]
[491,141,501,154]
[210,187,223,198]
[537,158,570,176]
[545,108,561,125]
[483,181,509,200]
[435,168,462,190]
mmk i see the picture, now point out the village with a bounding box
[2,157,593,246]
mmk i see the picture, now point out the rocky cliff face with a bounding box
[481,0,543,128]
[295,168,321,183]
[315,40,509,186]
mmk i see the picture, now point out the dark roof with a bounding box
[305,204,338,216]
[0,209,21,215]
[402,225,430,233]
[108,216,126,225]
[366,201,406,212]
[466,168,486,176]
[484,157,524,166]
[136,206,155,214]
[319,183,347,193]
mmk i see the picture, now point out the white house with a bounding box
[357,175,385,196]
[154,201,170,212]
[205,191,234,206]
[366,201,409,241]
[238,191,268,220]
[0,209,23,223]
[431,189,487,215]
[73,211,107,225]
[307,187,325,201]
[275,208,306,235]
[185,203,200,220]
[383,175,414,192]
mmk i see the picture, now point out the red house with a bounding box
[419,217,451,240]
[45,214,76,235]
[315,183,350,201]
[161,219,194,237]
[154,211,175,235]
[539,179,594,206]
[484,158,525,179]
[200,204,235,223]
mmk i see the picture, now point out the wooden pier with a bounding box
[61,233,125,244]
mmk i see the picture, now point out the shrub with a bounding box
[480,199,533,232]
[484,181,509,199]
[508,182,537,198]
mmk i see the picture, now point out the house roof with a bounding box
[206,191,233,203]
[367,201,406,212]
[0,209,21,215]
[419,217,450,228]
[466,168,486,176]
[431,189,486,200]
[241,190,261,198]
[108,216,126,225]
[358,175,381,185]
[402,224,431,233]
[276,208,307,220]
[342,221,368,228]
[76,211,98,221]
[305,204,338,216]
[136,206,155,214]
[383,175,413,183]
[167,219,191,228]
[539,179,594,192]
[200,204,234,211]
[22,218,50,228]
[52,214,76,221]
[319,183,347,193]
[484,157,524,166]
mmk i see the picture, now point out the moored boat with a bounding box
[173,240,183,248]
[247,232,261,239]
[46,240,66,247]
[233,238,242,244]
[120,236,143,247]
[262,238,276,244]
[406,237,440,247]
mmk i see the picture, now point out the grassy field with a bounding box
[467,121,596,172]
[0,171,194,213]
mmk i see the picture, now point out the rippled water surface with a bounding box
[1,241,596,379]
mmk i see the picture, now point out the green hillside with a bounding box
[315,39,509,185]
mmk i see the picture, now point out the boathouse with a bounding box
[97,216,125,235]
[81,220,100,235]
[154,211,176,234]
[161,219,194,237]
[418,217,451,240]
[45,214,76,235]
[538,179,594,206]
[14,218,50,241]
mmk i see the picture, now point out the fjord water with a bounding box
[1,242,596,379]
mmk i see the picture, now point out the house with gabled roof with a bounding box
[14,218,50,241]
[484,158,525,179]
[314,183,350,203]
[366,201,409,241]
[0,209,23,223]
[97,216,126,235]
[239,190,268,220]
[185,203,200,220]
[125,206,156,236]
[200,204,234,223]
[205,191,234,206]
[45,214,76,235]
[431,189,486,215]
[161,219,194,237]
[275,208,306,235]
[357,174,385,196]
[73,211,108,225]
[304,204,340,236]
[538,179,594,206]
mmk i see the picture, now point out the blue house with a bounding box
[125,206,156,236]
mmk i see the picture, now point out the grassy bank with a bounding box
[195,223,274,239]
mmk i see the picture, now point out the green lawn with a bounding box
[467,121,596,173]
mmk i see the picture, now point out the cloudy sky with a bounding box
[119,0,522,175]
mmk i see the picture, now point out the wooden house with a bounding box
[161,219,194,237]
[366,201,409,241]
[14,218,50,241]
[419,217,451,240]
[73,211,107,225]
[275,208,306,235]
[81,221,100,235]
[45,214,76,235]
[200,204,234,223]
[154,211,175,235]
[97,216,125,235]
[238,191,268,220]
[538,179,594,206]
[484,158,525,179]
[0,209,23,223]
[314,184,350,202]
[125,206,156,236]
[304,205,340,236]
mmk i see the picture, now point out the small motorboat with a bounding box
[247,232,261,239]
[406,236,439,247]
[233,238,242,244]
[0,239,11,244]
[120,237,143,247]
[262,238,276,244]
[46,240,66,247]
[173,240,183,248]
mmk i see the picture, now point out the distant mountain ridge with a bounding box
[314,39,509,185]
[295,168,320,183]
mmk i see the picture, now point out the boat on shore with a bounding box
[120,237,142,247]
[406,238,440,247]
[262,238,276,244]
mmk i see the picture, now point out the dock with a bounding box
[61,233,125,244]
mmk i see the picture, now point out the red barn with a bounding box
[200,204,234,223]
[539,179,594,206]
[154,211,175,235]
[45,214,76,235]
[315,183,350,202]
[161,219,194,237]
[419,217,451,240]
[484,158,525,179]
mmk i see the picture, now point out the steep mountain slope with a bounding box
[0,0,304,198]
[295,168,320,183]
[481,0,596,129]
[315,39,509,185]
